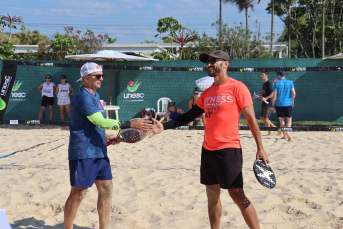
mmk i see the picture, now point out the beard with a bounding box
[208,62,224,77]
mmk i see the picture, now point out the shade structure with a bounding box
[323,53,343,59]
[65,50,158,117]
[195,76,214,96]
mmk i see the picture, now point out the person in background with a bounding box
[55,75,74,122]
[188,87,206,126]
[259,70,277,136]
[37,74,56,121]
[160,102,185,122]
[272,71,296,141]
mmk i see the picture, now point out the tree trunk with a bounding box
[271,0,274,58]
[246,7,249,58]
[9,22,12,40]
[219,0,222,50]
[321,0,325,58]
[288,0,291,58]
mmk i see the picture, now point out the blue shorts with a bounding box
[69,157,113,188]
[276,106,292,118]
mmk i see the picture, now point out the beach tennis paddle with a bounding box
[106,129,150,146]
[253,158,276,189]
[252,91,269,104]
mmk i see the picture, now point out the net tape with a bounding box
[16,61,343,72]
[0,120,342,131]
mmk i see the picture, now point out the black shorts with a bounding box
[276,106,292,118]
[41,96,54,107]
[260,106,273,118]
[200,147,243,189]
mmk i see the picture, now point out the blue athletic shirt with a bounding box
[170,107,180,119]
[274,78,294,107]
[68,87,107,160]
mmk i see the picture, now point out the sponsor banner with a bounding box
[124,81,144,102]
[10,120,18,124]
[0,60,18,121]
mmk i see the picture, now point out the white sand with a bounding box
[1,125,343,228]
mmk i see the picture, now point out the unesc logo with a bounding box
[12,80,23,92]
[127,81,141,92]
[124,81,144,102]
[10,80,26,101]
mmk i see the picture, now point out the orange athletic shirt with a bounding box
[196,77,253,151]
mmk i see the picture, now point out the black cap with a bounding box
[168,102,175,107]
[199,50,230,63]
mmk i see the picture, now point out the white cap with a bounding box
[76,62,103,82]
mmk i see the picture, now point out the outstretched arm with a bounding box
[87,112,151,130]
[151,105,204,135]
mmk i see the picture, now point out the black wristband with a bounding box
[119,121,131,129]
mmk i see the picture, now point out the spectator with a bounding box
[37,74,56,121]
[272,71,296,141]
[160,102,185,122]
[55,75,74,122]
[189,87,206,126]
[259,70,277,136]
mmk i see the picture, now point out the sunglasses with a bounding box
[193,93,199,95]
[60,78,66,79]
[90,74,105,80]
[206,58,225,65]
[45,77,51,79]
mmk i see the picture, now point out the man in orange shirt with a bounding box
[151,50,269,229]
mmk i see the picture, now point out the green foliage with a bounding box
[0,39,15,59]
[144,40,158,44]
[268,0,343,57]
[19,26,118,60]
[195,20,271,59]
[151,51,173,60]
[155,17,183,43]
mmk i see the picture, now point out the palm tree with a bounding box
[1,14,23,41]
[223,0,261,41]
[269,0,288,57]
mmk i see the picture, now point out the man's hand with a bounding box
[256,149,269,167]
[131,118,152,130]
[149,118,164,137]
[260,97,266,102]
[106,135,120,145]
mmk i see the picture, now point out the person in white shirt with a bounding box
[37,74,56,121]
[55,75,74,122]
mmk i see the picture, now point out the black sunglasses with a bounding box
[60,78,66,79]
[45,77,51,79]
[193,93,199,95]
[91,74,105,80]
[206,58,226,65]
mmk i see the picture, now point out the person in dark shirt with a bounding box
[259,70,277,136]
[160,102,185,122]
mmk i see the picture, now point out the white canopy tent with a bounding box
[323,53,343,59]
[65,50,158,106]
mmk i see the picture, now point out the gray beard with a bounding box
[208,62,224,77]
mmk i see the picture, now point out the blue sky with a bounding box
[1,0,284,44]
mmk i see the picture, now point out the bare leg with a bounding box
[48,105,53,121]
[206,184,222,229]
[38,106,46,120]
[94,180,113,229]
[64,187,87,229]
[59,105,65,122]
[278,117,287,139]
[228,188,260,229]
[201,113,206,126]
[65,104,71,120]
[189,121,194,126]
[260,117,271,135]
[285,117,292,141]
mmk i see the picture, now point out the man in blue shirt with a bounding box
[271,71,296,141]
[64,62,151,229]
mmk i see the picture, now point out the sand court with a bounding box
[1,125,343,228]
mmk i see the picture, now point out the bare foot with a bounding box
[286,133,292,141]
